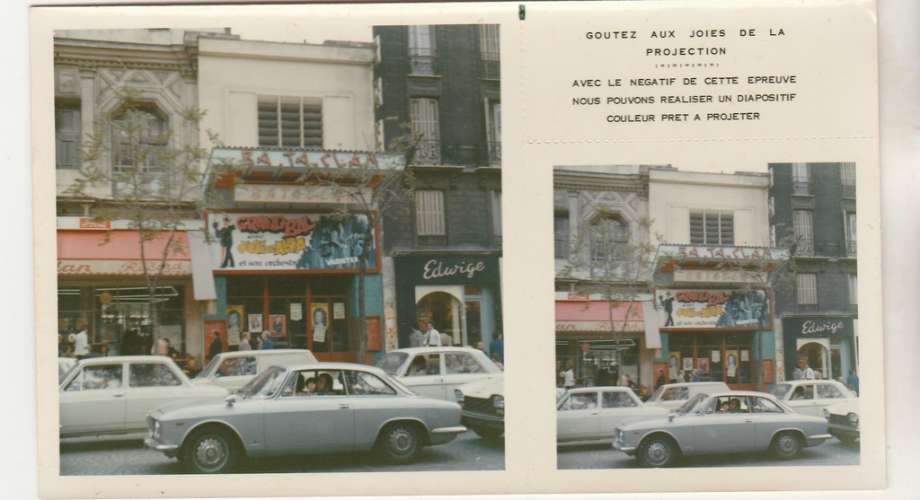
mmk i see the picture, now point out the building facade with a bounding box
[769,163,858,381]
[374,25,503,352]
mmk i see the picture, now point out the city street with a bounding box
[61,431,504,475]
[558,440,859,469]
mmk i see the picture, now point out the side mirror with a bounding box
[225,394,238,407]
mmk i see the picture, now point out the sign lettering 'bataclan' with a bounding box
[210,147,406,172]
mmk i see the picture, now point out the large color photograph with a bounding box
[54,23,504,475]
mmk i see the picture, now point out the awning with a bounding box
[57,230,191,277]
[555,300,644,334]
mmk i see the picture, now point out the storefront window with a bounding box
[417,292,461,345]
[665,333,754,386]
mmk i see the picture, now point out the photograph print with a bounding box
[54,23,504,475]
[552,163,860,469]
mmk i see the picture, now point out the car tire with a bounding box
[637,436,677,468]
[472,426,503,441]
[182,427,240,474]
[771,432,803,459]
[377,423,421,464]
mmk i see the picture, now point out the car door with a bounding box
[814,382,848,414]
[749,396,790,449]
[124,361,186,432]
[441,352,493,402]
[213,356,258,391]
[687,395,755,454]
[598,390,652,440]
[556,391,601,442]
[263,369,355,455]
[59,363,127,436]
[343,370,408,450]
[786,383,818,415]
[399,353,445,400]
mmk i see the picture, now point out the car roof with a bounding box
[78,355,175,365]
[276,361,388,373]
[709,390,777,398]
[568,386,632,393]
[386,346,484,355]
[661,381,729,389]
[779,379,842,386]
[216,349,313,358]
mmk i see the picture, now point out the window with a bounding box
[751,397,784,413]
[660,386,690,401]
[445,352,485,374]
[816,383,845,399]
[841,163,856,197]
[408,25,437,75]
[714,395,751,413]
[55,102,81,169]
[848,274,858,306]
[67,365,123,392]
[554,211,570,259]
[406,354,441,376]
[415,190,446,236]
[257,97,323,148]
[792,163,811,195]
[410,98,441,164]
[846,212,857,257]
[112,106,168,172]
[793,210,814,256]
[559,392,598,411]
[490,191,502,239]
[479,25,500,79]
[790,384,814,400]
[590,217,629,274]
[796,273,818,307]
[602,391,638,408]
[689,211,734,245]
[346,371,397,396]
[129,363,182,387]
[216,356,257,378]
[485,99,501,164]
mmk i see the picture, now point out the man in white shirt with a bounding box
[561,362,576,389]
[418,318,442,347]
[72,323,90,358]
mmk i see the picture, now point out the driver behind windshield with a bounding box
[316,373,335,394]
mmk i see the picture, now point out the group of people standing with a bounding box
[408,316,505,366]
[207,329,276,360]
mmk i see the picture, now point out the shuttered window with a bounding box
[408,26,437,75]
[689,211,734,245]
[490,191,502,237]
[792,163,811,195]
[485,99,501,164]
[841,163,856,187]
[479,25,500,60]
[55,104,81,169]
[415,190,446,236]
[257,98,323,148]
[848,274,858,305]
[793,210,814,256]
[797,273,818,306]
[554,212,570,259]
[410,98,441,164]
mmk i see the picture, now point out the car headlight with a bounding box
[454,389,464,405]
[492,395,504,416]
[822,409,830,420]
[848,412,859,427]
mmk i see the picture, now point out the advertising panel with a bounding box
[656,289,770,329]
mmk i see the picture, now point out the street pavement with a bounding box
[557,439,859,469]
[60,431,504,475]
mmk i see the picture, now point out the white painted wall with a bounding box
[197,37,376,152]
[648,169,770,247]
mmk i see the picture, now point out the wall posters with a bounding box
[226,305,244,345]
[656,289,769,329]
[208,212,377,272]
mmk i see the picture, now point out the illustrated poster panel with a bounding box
[657,289,769,329]
[208,212,377,271]
[311,303,329,343]
[226,305,244,345]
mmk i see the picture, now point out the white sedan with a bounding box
[557,386,669,446]
[192,349,317,392]
[768,379,857,417]
[60,355,228,439]
[375,347,502,402]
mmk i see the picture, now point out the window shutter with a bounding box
[720,213,734,245]
[55,107,81,169]
[797,273,818,305]
[280,100,301,147]
[689,212,704,244]
[793,210,814,255]
[257,100,279,146]
[416,190,445,236]
[410,98,440,163]
[302,102,323,148]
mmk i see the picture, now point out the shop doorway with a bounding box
[796,339,831,379]
[416,290,464,346]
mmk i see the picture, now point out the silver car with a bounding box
[613,391,831,467]
[145,362,466,473]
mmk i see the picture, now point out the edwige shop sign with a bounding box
[398,255,499,285]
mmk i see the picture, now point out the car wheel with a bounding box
[771,432,803,459]
[638,436,677,468]
[378,423,420,464]
[182,428,240,474]
[472,426,503,441]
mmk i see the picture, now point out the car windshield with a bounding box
[768,383,793,399]
[648,386,664,402]
[375,352,409,375]
[196,355,221,379]
[676,393,709,414]
[238,366,287,398]
[381,372,416,396]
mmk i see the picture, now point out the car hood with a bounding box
[826,399,859,416]
[618,414,678,432]
[152,394,249,420]
[457,375,504,398]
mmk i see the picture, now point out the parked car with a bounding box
[644,381,730,411]
[192,349,317,391]
[767,379,857,417]
[375,347,502,402]
[145,362,466,473]
[60,356,228,439]
[58,357,77,384]
[824,399,859,445]
[557,386,669,446]
[454,376,504,440]
[613,391,831,467]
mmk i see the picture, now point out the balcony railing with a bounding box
[413,139,441,165]
[792,180,811,196]
[488,141,501,165]
[795,238,814,257]
[409,54,439,76]
[846,239,857,257]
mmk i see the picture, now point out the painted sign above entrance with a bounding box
[210,147,405,171]
[207,212,378,272]
[783,317,854,339]
[234,184,372,205]
[396,255,499,285]
[656,289,770,329]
